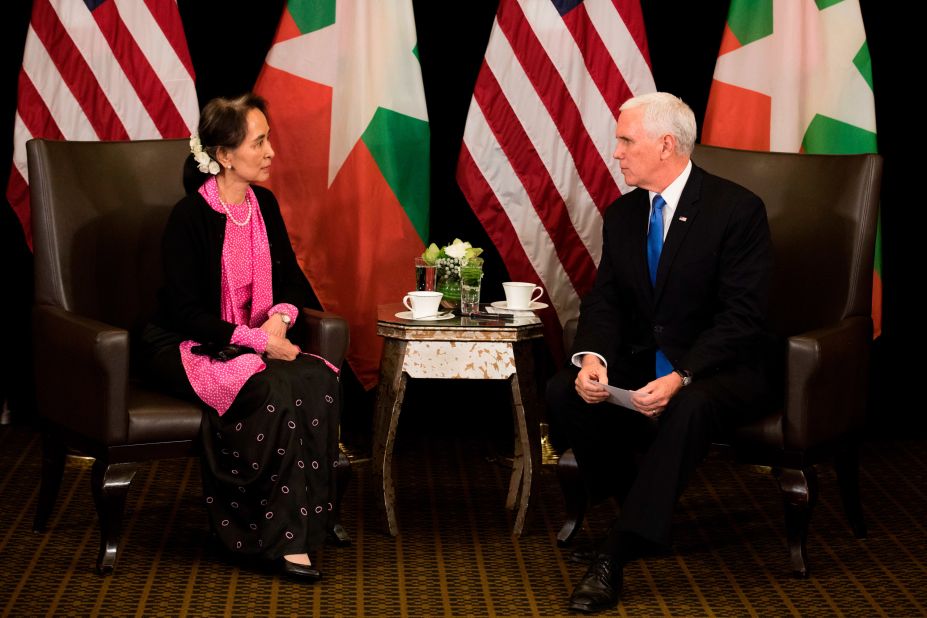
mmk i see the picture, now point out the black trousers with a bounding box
[546,356,770,549]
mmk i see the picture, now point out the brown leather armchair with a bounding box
[556,145,882,577]
[28,137,351,574]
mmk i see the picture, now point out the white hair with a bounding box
[619,92,696,156]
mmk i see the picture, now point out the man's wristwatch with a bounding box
[674,369,692,387]
[279,313,291,326]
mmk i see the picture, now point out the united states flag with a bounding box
[7,0,198,247]
[457,0,655,356]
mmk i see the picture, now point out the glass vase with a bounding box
[437,268,460,310]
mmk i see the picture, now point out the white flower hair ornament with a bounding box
[190,134,220,175]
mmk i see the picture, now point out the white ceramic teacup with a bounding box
[402,291,443,319]
[502,282,544,309]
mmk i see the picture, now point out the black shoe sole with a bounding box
[568,599,619,614]
[281,562,322,582]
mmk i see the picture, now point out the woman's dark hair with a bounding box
[182,93,269,194]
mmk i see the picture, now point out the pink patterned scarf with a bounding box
[178,177,272,414]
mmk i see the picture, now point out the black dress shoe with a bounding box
[281,559,322,582]
[568,557,622,614]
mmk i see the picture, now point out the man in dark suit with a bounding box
[547,92,773,613]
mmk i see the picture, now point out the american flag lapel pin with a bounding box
[678,216,688,222]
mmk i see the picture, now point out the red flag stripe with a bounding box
[48,0,160,140]
[22,24,99,141]
[584,0,655,94]
[562,3,634,118]
[458,0,655,350]
[510,0,645,197]
[143,0,195,80]
[112,0,199,132]
[457,146,566,361]
[7,0,197,244]
[14,70,65,142]
[496,0,619,211]
[461,101,583,323]
[473,64,598,295]
[458,150,533,284]
[30,0,128,140]
[92,1,189,137]
[481,20,607,264]
[610,0,651,62]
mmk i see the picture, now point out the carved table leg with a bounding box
[506,407,525,511]
[511,340,542,537]
[372,338,408,536]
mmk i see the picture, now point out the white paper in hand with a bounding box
[604,383,637,410]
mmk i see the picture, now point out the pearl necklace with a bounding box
[218,190,252,227]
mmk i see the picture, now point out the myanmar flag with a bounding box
[702,0,881,336]
[254,0,430,388]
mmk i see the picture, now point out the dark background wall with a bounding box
[1,1,917,436]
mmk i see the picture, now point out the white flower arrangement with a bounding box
[422,239,483,279]
[190,134,220,175]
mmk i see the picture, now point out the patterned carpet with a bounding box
[1,416,925,616]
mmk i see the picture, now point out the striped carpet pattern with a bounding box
[1,421,925,616]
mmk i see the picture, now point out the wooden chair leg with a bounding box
[90,460,137,575]
[774,466,818,578]
[33,433,67,533]
[330,448,352,546]
[556,448,587,546]
[835,446,867,539]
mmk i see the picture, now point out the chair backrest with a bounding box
[28,138,189,333]
[692,145,882,338]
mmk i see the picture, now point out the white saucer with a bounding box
[395,311,455,321]
[490,300,549,311]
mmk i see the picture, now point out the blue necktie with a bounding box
[648,194,673,378]
[647,194,666,286]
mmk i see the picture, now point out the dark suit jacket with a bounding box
[571,164,771,382]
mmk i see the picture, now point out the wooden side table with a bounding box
[372,303,545,536]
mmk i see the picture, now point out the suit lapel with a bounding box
[654,165,703,304]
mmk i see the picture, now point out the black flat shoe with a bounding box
[281,559,322,582]
[568,557,622,614]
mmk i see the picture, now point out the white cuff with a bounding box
[572,351,607,368]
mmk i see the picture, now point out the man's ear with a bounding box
[660,134,677,160]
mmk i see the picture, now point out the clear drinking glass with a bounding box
[415,256,436,291]
[459,262,483,314]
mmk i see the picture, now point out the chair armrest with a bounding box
[33,305,130,445]
[783,315,871,450]
[299,308,349,369]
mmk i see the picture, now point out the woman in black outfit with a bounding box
[141,93,339,581]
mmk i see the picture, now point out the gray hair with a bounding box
[619,92,696,156]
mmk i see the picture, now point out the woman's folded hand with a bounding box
[265,334,299,361]
[260,315,287,338]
